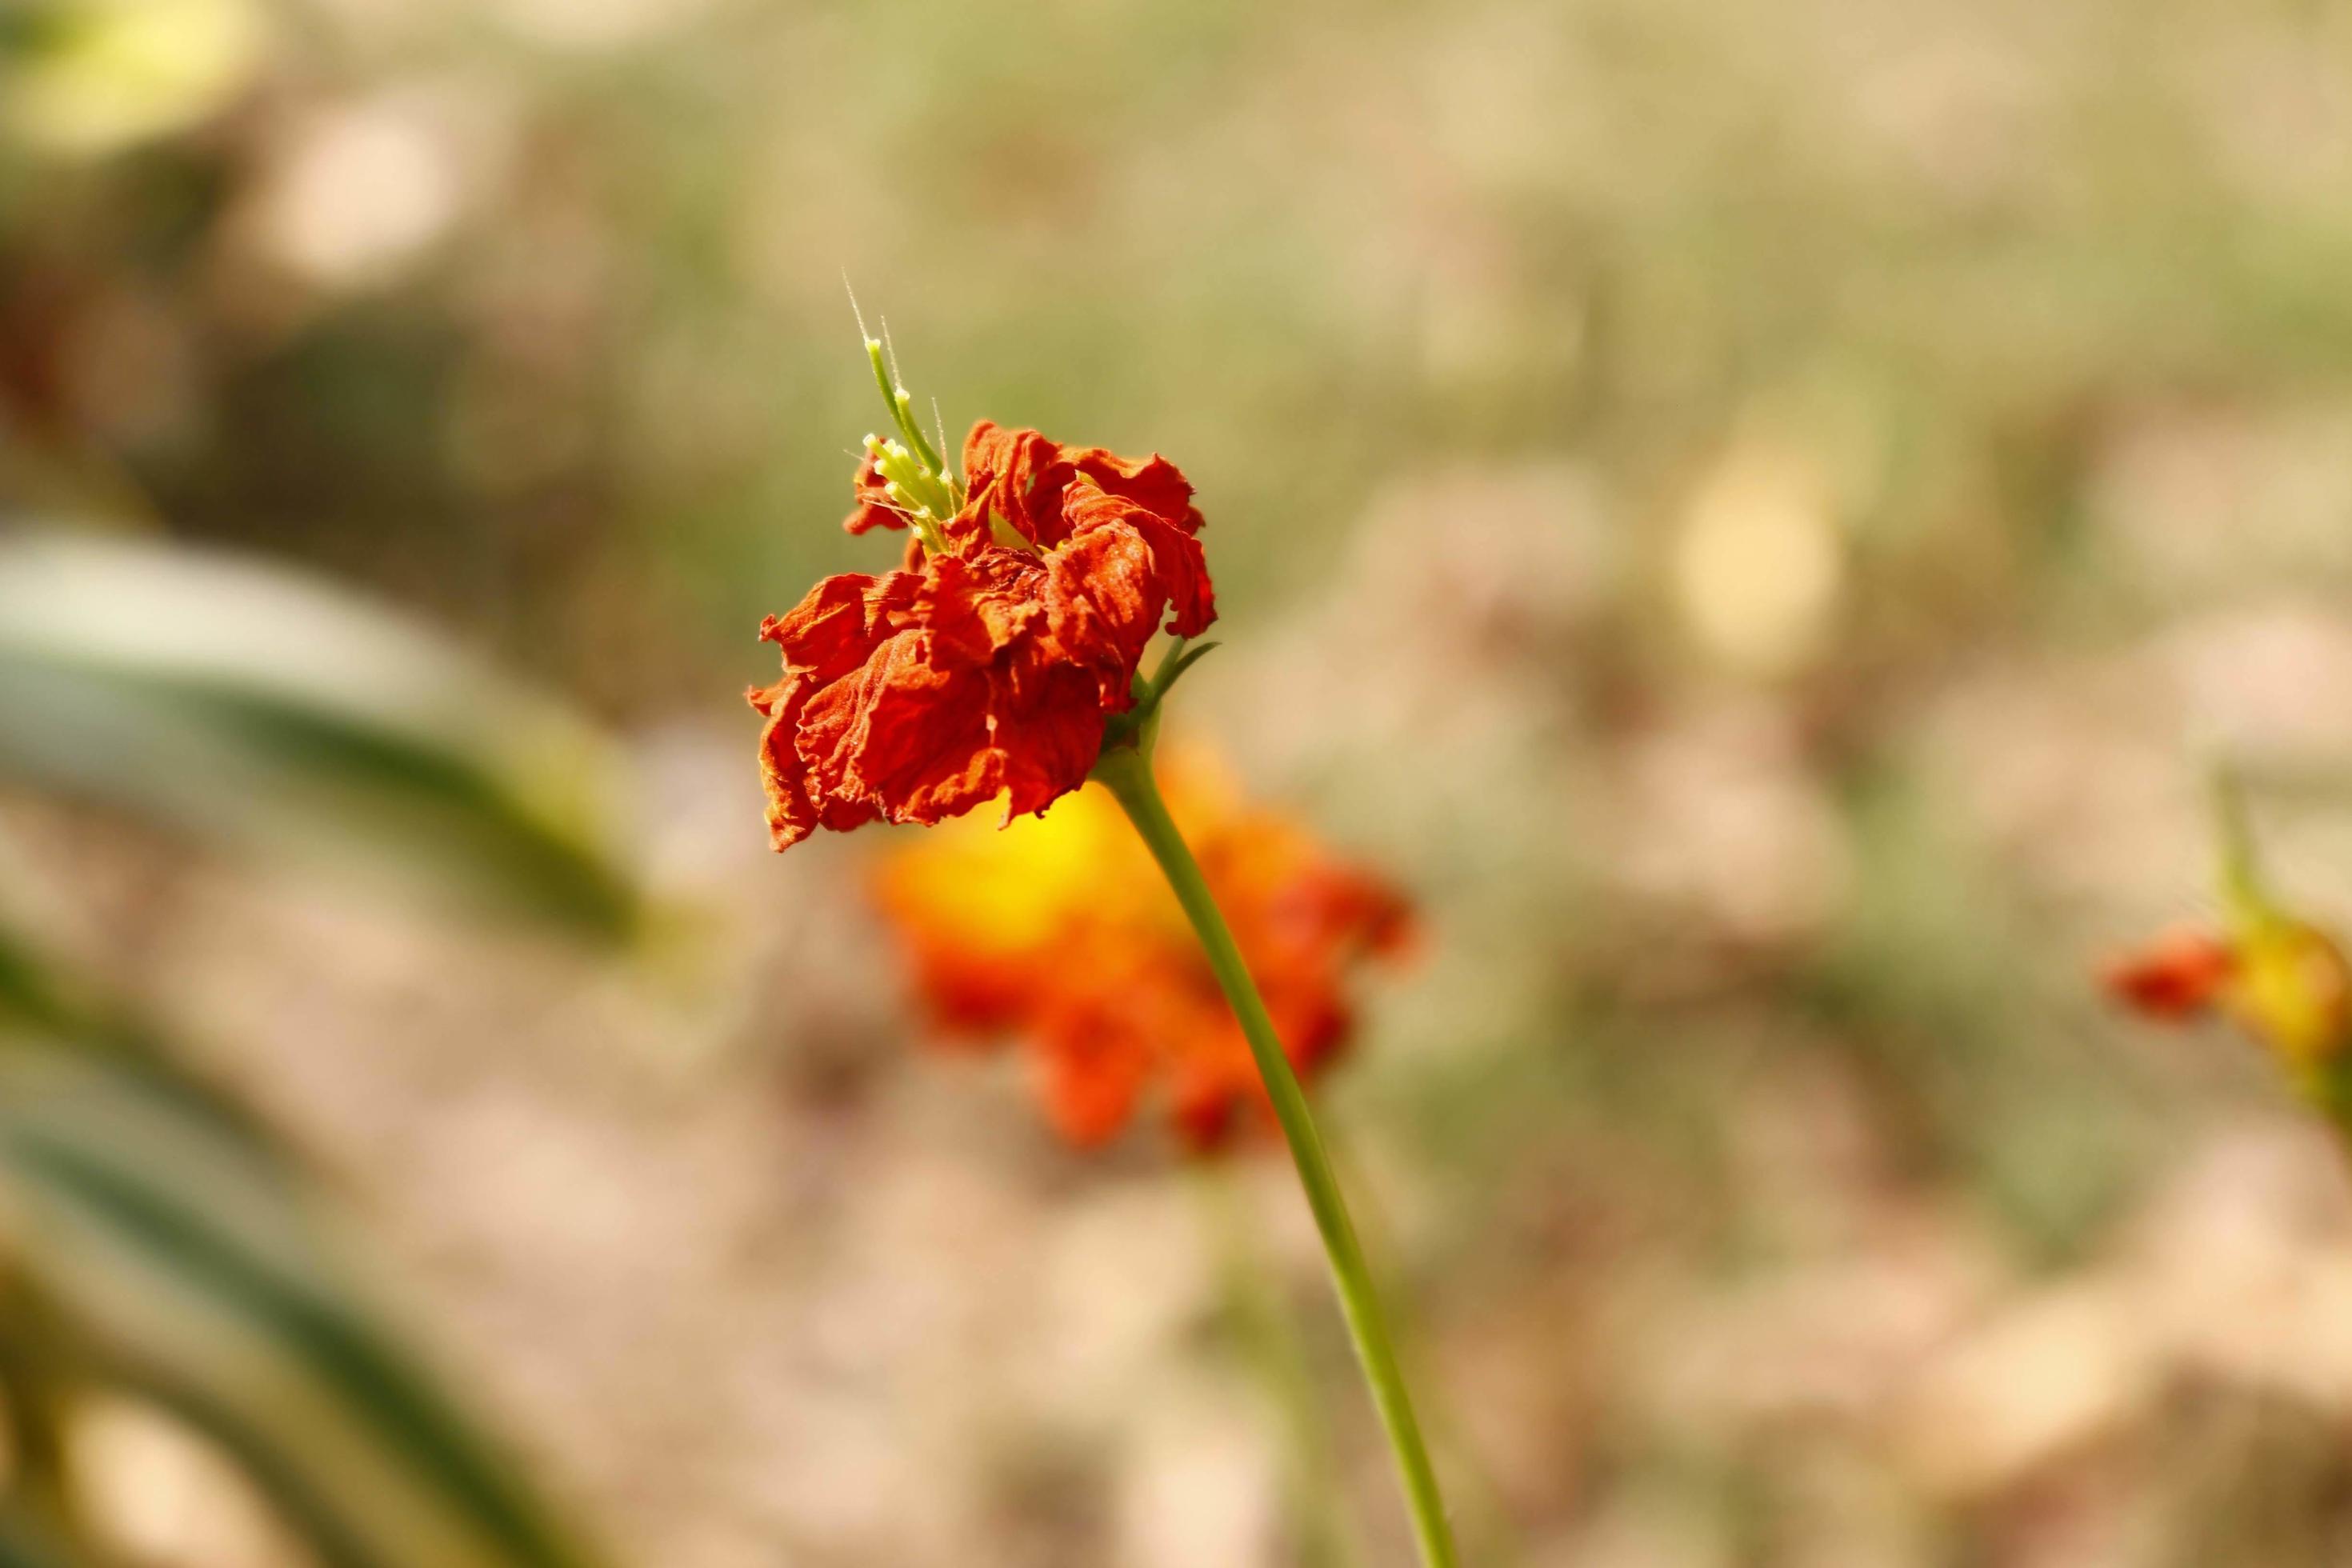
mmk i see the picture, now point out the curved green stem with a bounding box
[1092,744,1458,1568]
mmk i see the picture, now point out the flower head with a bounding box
[748,341,1215,850]
[2104,917,2352,1071]
[2103,770,2352,1102]
[874,751,1413,1150]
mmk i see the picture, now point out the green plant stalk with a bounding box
[1092,744,1458,1568]
[1319,1130,1527,1568]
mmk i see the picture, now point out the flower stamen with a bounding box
[861,430,954,553]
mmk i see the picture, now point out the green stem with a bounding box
[1093,745,1459,1568]
[1321,1130,1528,1568]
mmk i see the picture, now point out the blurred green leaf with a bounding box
[0,1514,98,1568]
[0,1030,613,1568]
[0,532,639,942]
[0,838,614,1568]
[0,888,612,1568]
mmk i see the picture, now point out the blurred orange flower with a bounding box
[2104,918,2352,1076]
[2104,772,2352,1138]
[748,422,1215,852]
[2102,927,2238,1021]
[874,752,1413,1150]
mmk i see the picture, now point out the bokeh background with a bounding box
[9,0,2352,1562]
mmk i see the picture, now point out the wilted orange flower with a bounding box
[874,752,1413,1150]
[748,420,1215,851]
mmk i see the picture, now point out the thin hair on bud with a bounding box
[931,397,955,486]
[843,274,874,347]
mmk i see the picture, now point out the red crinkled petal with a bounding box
[747,570,914,849]
[760,570,922,677]
[843,450,908,535]
[954,422,1067,548]
[1040,511,1168,709]
[746,674,880,850]
[1059,476,1216,641]
[796,631,998,826]
[954,421,1208,557]
[919,550,1042,666]
[1062,444,1203,537]
[988,662,1110,821]
[779,557,1110,834]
